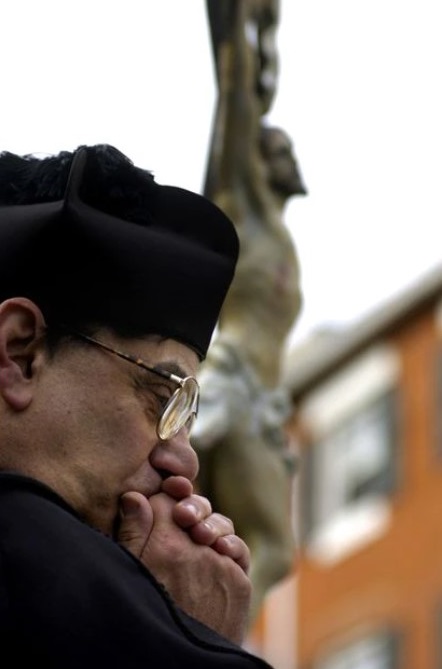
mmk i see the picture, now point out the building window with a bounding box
[314,390,397,522]
[315,629,401,669]
[297,344,401,563]
[301,390,399,563]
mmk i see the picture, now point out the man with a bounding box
[0,144,274,667]
[192,0,306,623]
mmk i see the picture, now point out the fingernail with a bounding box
[180,501,200,518]
[120,495,140,518]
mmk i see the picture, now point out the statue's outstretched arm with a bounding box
[204,0,269,202]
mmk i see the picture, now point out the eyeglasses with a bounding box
[67,330,199,441]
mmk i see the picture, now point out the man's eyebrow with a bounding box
[149,361,188,379]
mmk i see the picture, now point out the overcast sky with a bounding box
[2,0,441,348]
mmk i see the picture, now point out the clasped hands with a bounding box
[118,476,252,645]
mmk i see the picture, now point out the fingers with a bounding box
[161,475,194,500]
[144,492,252,644]
[120,479,250,575]
[172,494,213,528]
[172,495,250,574]
[212,534,250,573]
[185,511,232,543]
[117,491,154,558]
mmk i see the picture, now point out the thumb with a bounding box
[118,491,154,558]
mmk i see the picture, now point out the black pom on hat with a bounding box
[0,145,239,359]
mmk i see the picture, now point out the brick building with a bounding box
[252,263,442,669]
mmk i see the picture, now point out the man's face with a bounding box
[38,331,200,536]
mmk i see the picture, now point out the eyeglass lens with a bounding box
[157,378,199,440]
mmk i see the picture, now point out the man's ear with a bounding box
[0,298,47,411]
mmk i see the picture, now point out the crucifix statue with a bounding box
[191,0,307,625]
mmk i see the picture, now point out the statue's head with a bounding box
[259,125,307,199]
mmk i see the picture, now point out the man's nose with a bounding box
[149,430,199,482]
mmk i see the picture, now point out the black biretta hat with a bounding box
[0,145,239,359]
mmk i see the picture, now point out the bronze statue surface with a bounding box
[192,0,306,624]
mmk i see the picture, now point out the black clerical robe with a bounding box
[0,473,273,668]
